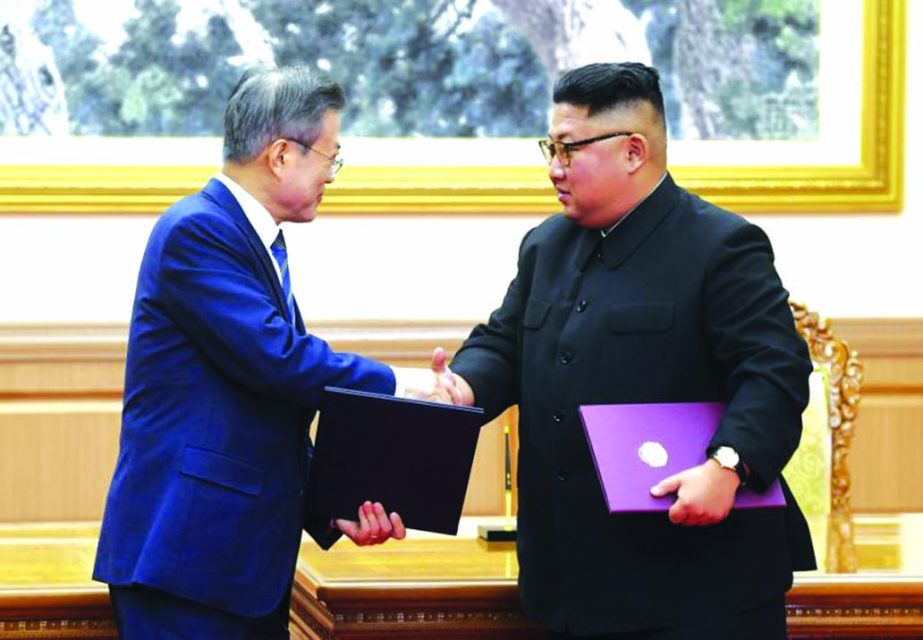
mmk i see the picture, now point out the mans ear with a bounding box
[625,134,648,173]
[266,139,290,178]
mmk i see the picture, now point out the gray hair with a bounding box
[223,65,345,163]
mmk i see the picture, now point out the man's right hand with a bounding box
[395,347,464,404]
[452,372,475,407]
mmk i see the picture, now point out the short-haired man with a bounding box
[450,62,815,639]
[94,65,459,638]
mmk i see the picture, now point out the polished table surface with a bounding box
[0,522,115,638]
[2,515,922,638]
[292,514,923,638]
[294,512,923,584]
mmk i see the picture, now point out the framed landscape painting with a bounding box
[0,0,905,214]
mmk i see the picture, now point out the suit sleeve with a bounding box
[450,233,534,421]
[304,515,343,550]
[704,223,813,490]
[153,212,395,407]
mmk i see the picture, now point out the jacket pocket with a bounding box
[179,446,263,496]
[522,298,552,329]
[607,302,674,333]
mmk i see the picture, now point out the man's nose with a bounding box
[548,154,566,180]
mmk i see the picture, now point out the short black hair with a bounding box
[553,62,665,124]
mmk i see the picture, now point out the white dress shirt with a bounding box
[213,173,407,396]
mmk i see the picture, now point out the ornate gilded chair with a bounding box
[783,301,863,571]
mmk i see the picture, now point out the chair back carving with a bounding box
[787,300,863,572]
[787,300,863,515]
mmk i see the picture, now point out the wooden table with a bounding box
[292,514,923,639]
[2,515,922,639]
[0,523,115,639]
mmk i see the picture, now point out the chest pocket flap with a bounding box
[522,298,552,329]
[608,302,675,333]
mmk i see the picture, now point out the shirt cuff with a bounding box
[390,366,405,397]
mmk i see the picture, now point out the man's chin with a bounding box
[562,207,585,224]
[298,206,319,223]
[564,209,610,230]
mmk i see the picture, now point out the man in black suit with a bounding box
[449,62,815,639]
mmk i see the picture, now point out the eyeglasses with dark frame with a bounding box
[537,131,635,167]
[286,138,344,175]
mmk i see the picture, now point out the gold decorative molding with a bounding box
[6,315,917,366]
[0,0,905,215]
[787,605,923,628]
[290,593,334,640]
[787,579,923,633]
[0,321,472,365]
[832,318,923,359]
[790,302,866,574]
[790,302,864,518]
[290,578,540,640]
[0,619,118,639]
[0,324,127,363]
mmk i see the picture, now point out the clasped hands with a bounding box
[395,346,465,405]
[650,458,741,527]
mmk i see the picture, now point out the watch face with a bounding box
[715,447,740,468]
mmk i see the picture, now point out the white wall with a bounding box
[750,0,922,318]
[0,3,919,324]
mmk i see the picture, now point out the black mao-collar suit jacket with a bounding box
[451,174,816,635]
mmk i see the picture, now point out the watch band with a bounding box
[710,446,748,485]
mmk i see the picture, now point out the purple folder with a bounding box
[578,402,785,512]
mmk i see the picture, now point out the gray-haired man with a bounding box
[94,65,459,638]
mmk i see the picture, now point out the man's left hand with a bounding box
[335,501,407,545]
[650,459,740,526]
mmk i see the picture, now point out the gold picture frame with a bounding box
[0,0,905,215]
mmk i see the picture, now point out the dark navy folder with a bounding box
[304,387,485,535]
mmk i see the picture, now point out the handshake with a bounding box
[393,347,473,407]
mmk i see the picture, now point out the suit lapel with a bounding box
[293,298,307,334]
[200,179,290,319]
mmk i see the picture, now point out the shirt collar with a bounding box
[600,171,668,238]
[214,172,279,254]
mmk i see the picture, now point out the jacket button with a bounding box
[557,470,569,481]
[552,410,565,423]
[576,300,588,313]
[560,351,573,364]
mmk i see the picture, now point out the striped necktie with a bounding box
[270,230,296,324]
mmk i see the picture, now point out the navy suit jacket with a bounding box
[94,179,395,616]
[451,174,815,634]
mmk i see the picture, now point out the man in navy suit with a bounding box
[450,63,815,638]
[94,65,459,638]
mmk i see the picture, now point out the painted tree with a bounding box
[672,0,737,139]
[0,2,68,135]
[31,0,548,136]
[488,0,651,78]
[251,0,549,136]
[23,0,815,140]
[494,0,817,140]
[217,0,274,66]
